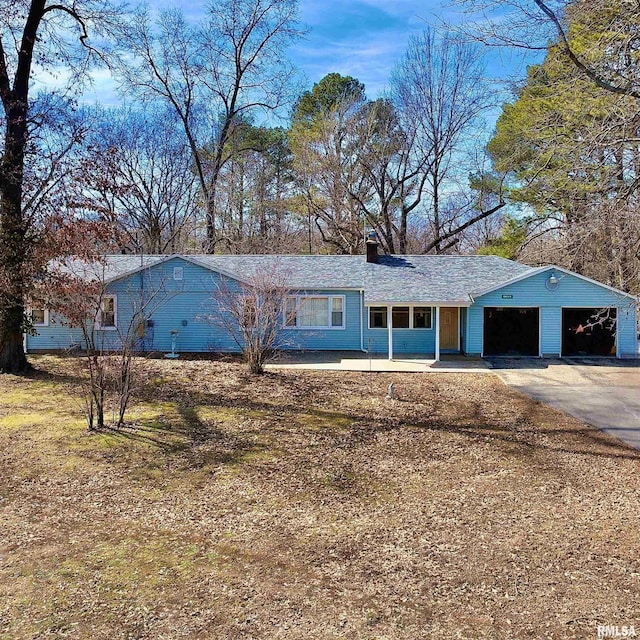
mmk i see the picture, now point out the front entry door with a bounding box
[439,307,459,351]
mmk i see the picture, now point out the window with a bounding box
[331,297,343,328]
[30,305,48,327]
[369,306,434,329]
[173,266,184,281]
[392,307,410,328]
[369,307,387,329]
[97,296,117,329]
[413,307,432,329]
[299,297,328,327]
[284,295,345,329]
[284,297,297,327]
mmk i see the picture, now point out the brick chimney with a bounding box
[365,230,378,263]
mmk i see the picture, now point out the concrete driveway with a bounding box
[488,358,640,450]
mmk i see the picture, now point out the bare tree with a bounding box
[0,0,124,373]
[347,98,434,254]
[73,105,201,253]
[210,266,294,374]
[390,29,501,254]
[290,55,499,256]
[119,0,304,252]
[46,259,172,429]
[452,0,640,99]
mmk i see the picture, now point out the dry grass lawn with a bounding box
[1,355,639,639]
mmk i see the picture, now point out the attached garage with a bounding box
[483,307,539,356]
[562,308,617,357]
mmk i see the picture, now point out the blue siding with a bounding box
[28,257,365,354]
[113,258,239,353]
[460,307,468,354]
[27,259,637,359]
[280,290,362,351]
[615,305,638,358]
[466,268,637,358]
[362,305,436,355]
[541,307,560,355]
[26,311,85,351]
[466,306,483,356]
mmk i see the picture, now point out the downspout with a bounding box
[467,294,474,357]
[387,306,393,360]
[616,306,621,359]
[636,299,639,358]
[140,266,145,352]
[140,250,145,352]
[466,313,470,357]
[360,290,366,352]
[434,306,440,362]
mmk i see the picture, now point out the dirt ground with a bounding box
[1,355,639,639]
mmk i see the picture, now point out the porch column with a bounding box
[434,306,440,362]
[387,306,393,360]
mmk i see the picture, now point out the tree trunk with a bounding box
[0,106,30,374]
[0,318,28,373]
[0,191,29,373]
[0,0,46,374]
[431,160,441,254]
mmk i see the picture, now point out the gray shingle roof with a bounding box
[56,255,166,283]
[190,255,366,290]
[90,253,533,304]
[362,255,533,304]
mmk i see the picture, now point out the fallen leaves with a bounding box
[0,355,639,639]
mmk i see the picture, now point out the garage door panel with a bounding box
[484,307,539,357]
[562,308,616,357]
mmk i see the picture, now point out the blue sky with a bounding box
[78,0,539,121]
[293,0,432,98]
[291,0,538,99]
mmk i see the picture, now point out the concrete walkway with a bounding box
[265,352,490,373]
[489,358,640,450]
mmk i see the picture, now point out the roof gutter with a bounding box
[364,300,472,307]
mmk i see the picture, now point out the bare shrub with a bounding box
[210,266,295,374]
[48,260,172,429]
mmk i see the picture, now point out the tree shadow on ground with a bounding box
[22,363,86,386]
[100,403,266,469]
[86,357,640,471]
[408,416,640,462]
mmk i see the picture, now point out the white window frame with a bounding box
[173,266,184,281]
[28,306,49,327]
[368,306,388,329]
[283,295,346,330]
[368,305,434,330]
[96,295,118,331]
[412,306,433,330]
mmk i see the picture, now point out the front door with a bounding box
[439,307,459,351]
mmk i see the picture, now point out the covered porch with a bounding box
[364,304,468,362]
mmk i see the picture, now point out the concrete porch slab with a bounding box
[265,352,490,373]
